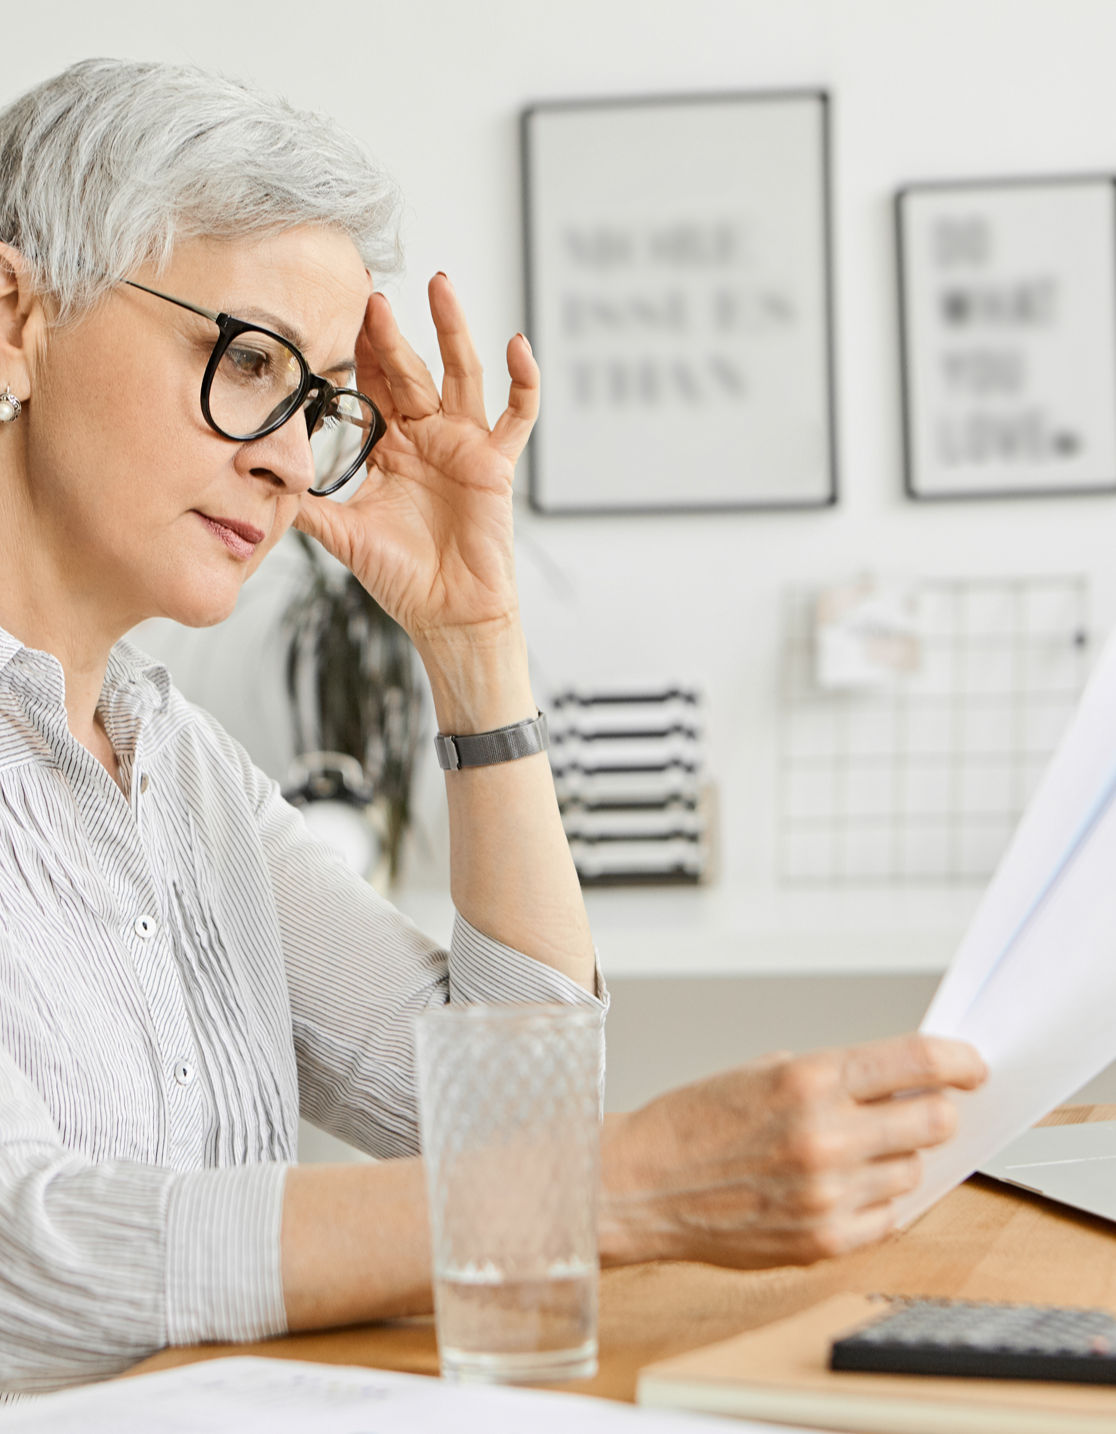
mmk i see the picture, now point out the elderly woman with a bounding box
[0,58,983,1397]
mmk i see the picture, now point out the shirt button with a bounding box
[173,1061,196,1087]
[139,773,150,795]
[133,914,157,939]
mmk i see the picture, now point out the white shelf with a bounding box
[392,884,979,979]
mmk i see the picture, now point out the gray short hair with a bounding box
[0,57,403,322]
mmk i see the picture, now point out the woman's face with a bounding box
[24,225,372,633]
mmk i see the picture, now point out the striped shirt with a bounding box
[0,624,605,1399]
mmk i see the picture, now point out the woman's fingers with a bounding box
[778,1198,898,1266]
[847,1088,958,1165]
[840,1033,987,1104]
[491,332,540,457]
[429,273,488,426]
[775,1158,918,1264]
[358,279,539,470]
[820,1200,899,1259]
[853,1152,923,1209]
[355,315,398,421]
[361,291,441,419]
[292,490,356,571]
[429,274,540,453]
[603,1034,982,1271]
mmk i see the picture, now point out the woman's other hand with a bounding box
[292,273,533,646]
[600,1033,987,1269]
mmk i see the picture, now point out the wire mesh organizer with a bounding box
[549,688,713,886]
[777,576,1091,885]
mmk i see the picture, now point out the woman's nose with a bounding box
[238,412,316,493]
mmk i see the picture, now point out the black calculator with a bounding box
[829,1297,1116,1384]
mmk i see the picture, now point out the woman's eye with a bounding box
[227,346,270,379]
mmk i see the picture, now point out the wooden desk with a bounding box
[134,1103,1116,1404]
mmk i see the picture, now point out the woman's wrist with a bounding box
[598,1112,666,1269]
[415,614,536,734]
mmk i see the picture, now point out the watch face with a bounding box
[299,799,381,878]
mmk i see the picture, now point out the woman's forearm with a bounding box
[280,1159,433,1330]
[414,616,596,994]
[282,616,597,1330]
[280,1035,987,1329]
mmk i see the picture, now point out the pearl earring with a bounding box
[0,385,21,423]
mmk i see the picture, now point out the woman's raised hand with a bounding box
[599,1033,987,1270]
[293,273,535,645]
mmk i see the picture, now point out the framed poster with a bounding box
[897,175,1116,500]
[521,91,837,514]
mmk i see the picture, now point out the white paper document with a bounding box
[894,626,1116,1226]
[4,1357,824,1433]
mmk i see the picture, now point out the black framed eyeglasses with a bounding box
[123,279,385,497]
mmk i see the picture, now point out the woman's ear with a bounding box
[0,243,45,404]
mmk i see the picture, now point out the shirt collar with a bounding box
[0,625,23,688]
[103,637,171,714]
[0,622,170,716]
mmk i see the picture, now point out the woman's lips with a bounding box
[196,513,265,561]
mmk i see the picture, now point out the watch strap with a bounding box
[435,710,549,770]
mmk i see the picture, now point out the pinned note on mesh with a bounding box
[895,625,1116,1226]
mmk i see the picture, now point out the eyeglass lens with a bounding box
[307,391,378,494]
[208,329,376,493]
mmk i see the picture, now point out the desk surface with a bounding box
[134,1103,1116,1404]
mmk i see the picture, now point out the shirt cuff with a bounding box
[164,1161,290,1346]
[449,912,609,1011]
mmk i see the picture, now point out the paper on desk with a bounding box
[4,1357,827,1433]
[893,626,1116,1227]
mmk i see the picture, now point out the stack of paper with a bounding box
[895,627,1116,1225]
[4,1357,819,1432]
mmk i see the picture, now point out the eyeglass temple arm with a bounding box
[122,279,222,325]
[124,278,381,438]
[302,388,383,430]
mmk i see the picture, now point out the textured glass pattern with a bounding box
[416,1005,603,1380]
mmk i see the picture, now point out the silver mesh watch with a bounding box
[434,710,549,770]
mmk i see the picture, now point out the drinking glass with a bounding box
[415,1003,604,1384]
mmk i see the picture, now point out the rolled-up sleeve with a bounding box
[449,911,608,1008]
[163,1162,287,1348]
[0,1047,289,1399]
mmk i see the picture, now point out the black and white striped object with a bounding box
[549,688,711,884]
[0,627,604,1399]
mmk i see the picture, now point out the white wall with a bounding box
[11,0,1116,983]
